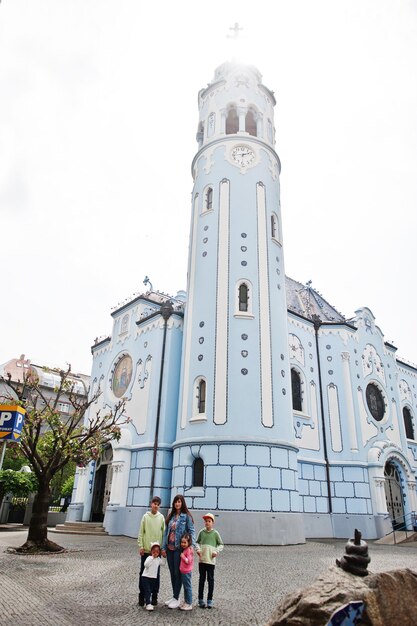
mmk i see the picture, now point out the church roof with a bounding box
[285,277,346,323]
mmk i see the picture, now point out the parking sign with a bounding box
[0,405,26,441]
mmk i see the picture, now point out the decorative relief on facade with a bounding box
[320,327,352,346]
[260,147,278,180]
[288,317,315,335]
[289,333,304,365]
[140,306,156,320]
[207,112,215,137]
[399,379,412,403]
[137,355,152,389]
[362,344,386,384]
[202,145,221,174]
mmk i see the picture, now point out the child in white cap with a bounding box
[196,513,224,609]
[140,542,165,611]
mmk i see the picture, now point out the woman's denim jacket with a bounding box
[162,513,196,550]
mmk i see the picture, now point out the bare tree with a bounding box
[1,366,128,552]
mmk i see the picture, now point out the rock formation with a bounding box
[266,567,417,626]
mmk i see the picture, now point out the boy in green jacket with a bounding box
[137,496,165,607]
[196,513,224,609]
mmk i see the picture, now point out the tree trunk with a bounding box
[16,478,64,553]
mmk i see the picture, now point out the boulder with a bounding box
[266,566,417,626]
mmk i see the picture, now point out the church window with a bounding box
[245,109,257,136]
[365,383,385,421]
[239,283,248,312]
[197,122,204,147]
[403,407,414,439]
[120,314,129,334]
[226,107,239,134]
[271,213,280,243]
[191,376,207,420]
[291,369,302,412]
[235,280,253,317]
[204,186,213,211]
[193,458,204,487]
[198,379,206,413]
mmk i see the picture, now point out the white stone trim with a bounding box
[214,179,229,425]
[257,182,273,427]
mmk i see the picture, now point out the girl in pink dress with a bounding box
[179,533,194,610]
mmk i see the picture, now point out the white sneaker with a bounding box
[145,604,154,611]
[165,597,174,606]
[180,603,192,611]
[168,599,180,609]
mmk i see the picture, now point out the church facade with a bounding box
[68,60,417,544]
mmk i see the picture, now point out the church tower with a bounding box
[173,61,305,544]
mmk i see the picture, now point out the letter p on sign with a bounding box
[0,412,12,427]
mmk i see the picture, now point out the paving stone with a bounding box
[0,530,416,626]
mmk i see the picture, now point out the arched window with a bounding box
[403,407,414,439]
[205,186,213,211]
[196,122,204,148]
[238,283,248,312]
[193,458,204,487]
[226,107,239,134]
[191,377,207,421]
[271,214,279,241]
[120,314,129,334]
[291,369,302,411]
[245,110,257,136]
[198,379,206,414]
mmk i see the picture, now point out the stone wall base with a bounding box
[103,505,305,545]
[303,513,389,540]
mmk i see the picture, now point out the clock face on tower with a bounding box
[231,145,255,167]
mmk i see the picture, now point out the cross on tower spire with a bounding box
[227,22,243,40]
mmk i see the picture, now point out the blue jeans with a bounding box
[166,549,181,600]
[181,572,192,605]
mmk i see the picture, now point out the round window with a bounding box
[112,354,133,398]
[366,383,385,421]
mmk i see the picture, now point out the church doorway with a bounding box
[384,461,405,529]
[91,446,113,522]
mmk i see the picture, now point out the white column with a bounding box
[341,352,359,452]
[374,477,387,514]
[238,107,246,132]
[256,182,273,427]
[74,466,88,503]
[180,194,199,429]
[406,479,417,514]
[214,179,230,424]
[109,449,131,506]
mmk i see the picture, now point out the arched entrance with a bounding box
[384,461,405,529]
[91,446,113,522]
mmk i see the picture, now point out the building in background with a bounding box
[67,59,417,543]
[0,354,90,418]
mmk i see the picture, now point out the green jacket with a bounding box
[196,528,224,565]
[137,511,165,553]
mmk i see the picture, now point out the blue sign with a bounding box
[0,405,26,441]
[326,601,365,626]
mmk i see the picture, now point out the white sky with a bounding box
[1,0,416,375]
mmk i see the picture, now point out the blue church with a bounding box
[68,59,417,544]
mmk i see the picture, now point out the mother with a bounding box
[161,494,195,609]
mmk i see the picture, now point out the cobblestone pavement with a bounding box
[1,529,416,626]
